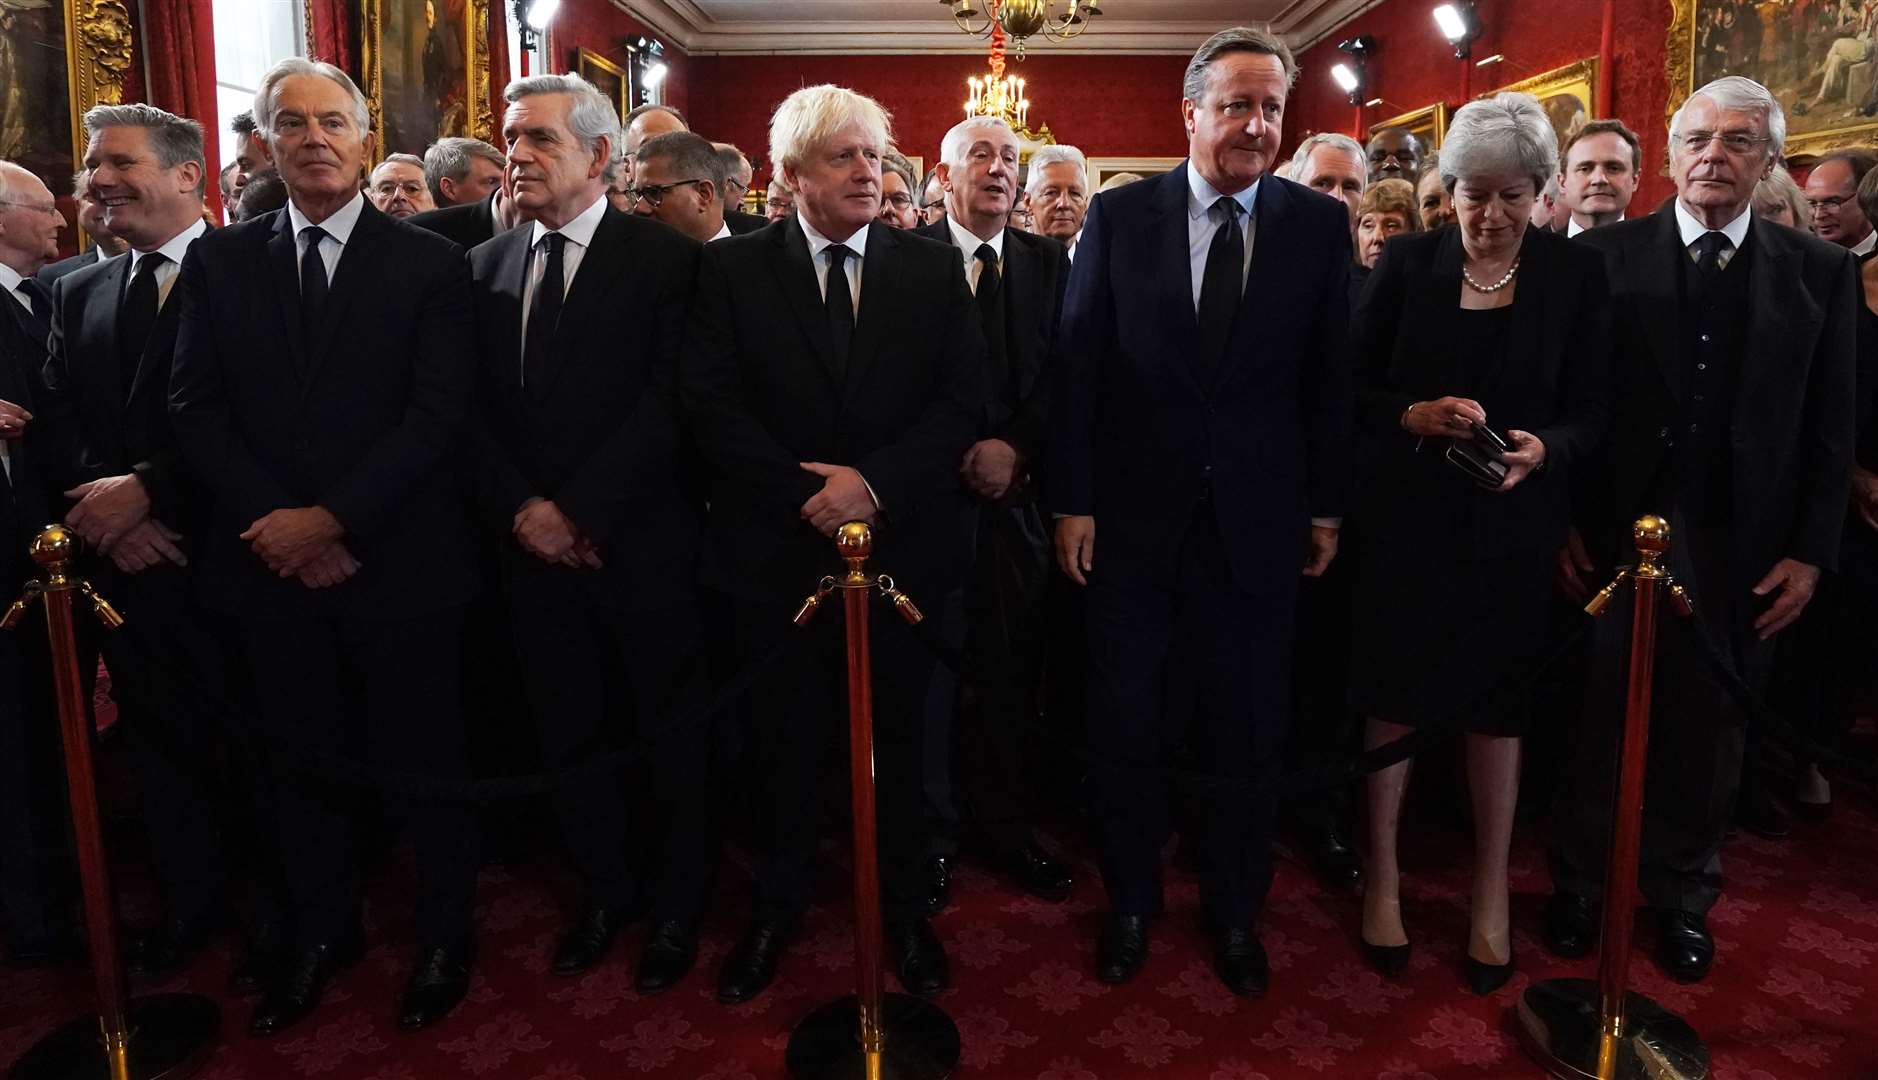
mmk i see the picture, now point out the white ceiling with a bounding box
[619,0,1385,55]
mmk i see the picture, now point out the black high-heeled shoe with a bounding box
[1361,936,1412,977]
[1463,949,1516,995]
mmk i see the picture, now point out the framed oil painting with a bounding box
[1087,156,1182,190]
[1485,57,1597,160]
[575,47,628,123]
[1372,102,1447,150]
[1,0,133,251]
[1671,0,1878,156]
[361,0,493,159]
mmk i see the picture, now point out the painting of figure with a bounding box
[1680,0,1878,154]
[377,0,468,155]
[0,0,73,191]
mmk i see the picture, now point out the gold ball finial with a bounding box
[29,525,75,567]
[1633,514,1671,555]
[835,521,874,560]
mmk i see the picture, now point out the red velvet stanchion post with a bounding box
[786,523,960,1080]
[3,526,220,1080]
[1516,515,1708,1080]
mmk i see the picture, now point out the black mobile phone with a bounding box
[1470,421,1512,456]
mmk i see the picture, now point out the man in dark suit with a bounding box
[170,58,481,1035]
[0,159,71,968]
[913,115,1073,912]
[469,72,708,993]
[1549,75,1857,984]
[39,104,234,980]
[632,131,735,243]
[682,83,985,1006]
[38,174,127,286]
[1047,27,1352,997]
[407,182,516,249]
[713,143,768,235]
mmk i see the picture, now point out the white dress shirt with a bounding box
[0,264,28,483]
[710,220,733,242]
[944,215,1004,294]
[798,214,869,316]
[520,193,608,358]
[1566,214,1624,238]
[127,218,208,310]
[1066,227,1083,263]
[1673,199,1753,269]
[288,193,367,284]
[1853,230,1877,257]
[1185,168,1259,312]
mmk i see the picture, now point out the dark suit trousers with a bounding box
[92,566,230,926]
[243,609,477,950]
[0,610,68,946]
[1287,544,1359,838]
[1551,519,1760,915]
[509,588,710,922]
[1085,503,1295,928]
[727,593,932,925]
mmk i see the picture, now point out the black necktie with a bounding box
[523,232,567,393]
[117,252,166,397]
[299,226,329,362]
[825,244,855,380]
[16,278,50,323]
[1196,196,1246,385]
[974,242,1010,398]
[1691,230,1730,285]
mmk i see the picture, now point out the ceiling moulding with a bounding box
[616,0,1380,56]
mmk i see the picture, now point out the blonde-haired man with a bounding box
[680,83,986,1006]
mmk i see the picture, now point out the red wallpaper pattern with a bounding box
[1286,0,1676,208]
[686,53,1189,184]
[547,2,690,118]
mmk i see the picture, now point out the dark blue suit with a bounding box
[1047,164,1352,927]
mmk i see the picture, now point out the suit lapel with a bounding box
[1739,221,1801,428]
[303,204,383,387]
[769,220,842,391]
[846,222,898,407]
[549,209,635,390]
[1002,232,1044,399]
[266,210,309,381]
[87,255,131,416]
[1640,210,1690,404]
[1150,166,1204,396]
[1497,225,1557,401]
[490,226,532,400]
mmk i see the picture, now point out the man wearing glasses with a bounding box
[632,130,733,243]
[1803,148,1878,256]
[879,148,921,229]
[365,153,436,220]
[1364,126,1423,185]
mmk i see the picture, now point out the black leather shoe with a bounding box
[997,842,1074,903]
[128,914,226,978]
[1212,927,1269,997]
[635,921,698,995]
[716,915,800,1004]
[397,944,472,1032]
[1096,914,1151,985]
[1463,951,1516,995]
[1655,910,1713,983]
[924,855,953,916]
[1303,826,1364,892]
[1543,892,1596,959]
[229,918,291,994]
[552,905,635,976]
[248,936,364,1037]
[1361,937,1412,978]
[892,919,949,997]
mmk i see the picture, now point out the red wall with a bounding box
[1286,0,1676,209]
[687,53,1189,182]
[547,4,690,116]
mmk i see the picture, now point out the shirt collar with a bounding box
[1673,199,1752,251]
[1853,230,1878,256]
[0,263,22,296]
[1186,166,1259,223]
[945,215,1004,260]
[798,213,871,261]
[1566,215,1623,237]
[288,191,367,244]
[129,218,207,275]
[530,193,609,250]
[710,220,732,242]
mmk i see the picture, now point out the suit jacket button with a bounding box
[1658,426,1670,441]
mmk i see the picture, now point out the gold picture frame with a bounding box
[2,0,131,247]
[1668,0,1878,157]
[1485,57,1598,160]
[360,0,493,160]
[575,47,629,123]
[1087,156,1183,190]
[1372,102,1448,150]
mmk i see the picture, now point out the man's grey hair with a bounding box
[940,115,1016,168]
[1183,25,1297,102]
[882,148,917,199]
[372,153,425,180]
[83,103,207,196]
[505,73,620,157]
[1439,92,1559,195]
[1026,144,1088,196]
[1288,132,1364,181]
[715,143,751,195]
[254,58,371,142]
[422,136,506,201]
[636,130,727,194]
[1670,75,1786,162]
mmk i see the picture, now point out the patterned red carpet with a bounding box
[4,794,1875,1080]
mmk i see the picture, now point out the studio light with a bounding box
[524,0,559,30]
[1330,64,1360,95]
[1432,2,1481,59]
[1333,36,1374,106]
[643,61,669,91]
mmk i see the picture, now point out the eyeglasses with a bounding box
[1806,194,1854,213]
[1677,130,1769,155]
[882,193,915,210]
[371,180,426,198]
[0,198,60,217]
[920,198,946,212]
[629,178,706,209]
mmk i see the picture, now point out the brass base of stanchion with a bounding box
[785,993,960,1080]
[7,993,220,1080]
[1516,978,1708,1080]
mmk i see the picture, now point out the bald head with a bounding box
[0,162,61,275]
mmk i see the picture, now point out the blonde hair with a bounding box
[768,85,893,178]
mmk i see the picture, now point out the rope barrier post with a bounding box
[1516,515,1708,1080]
[786,522,960,1080]
[4,525,219,1080]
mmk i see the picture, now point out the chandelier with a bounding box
[965,23,1036,133]
[944,0,1103,58]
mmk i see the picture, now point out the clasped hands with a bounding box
[799,461,876,536]
[514,498,602,569]
[1403,396,1546,492]
[242,506,357,588]
[63,474,189,575]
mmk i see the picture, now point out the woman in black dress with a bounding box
[1348,92,1613,994]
